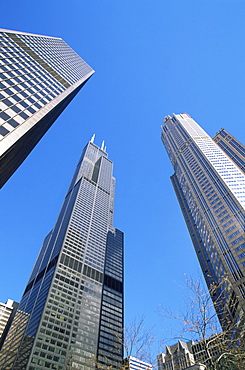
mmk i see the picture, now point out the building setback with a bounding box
[213,128,245,174]
[161,113,245,333]
[0,138,123,369]
[0,28,94,188]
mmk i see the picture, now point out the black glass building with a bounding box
[0,138,124,369]
[0,28,94,188]
[161,113,245,333]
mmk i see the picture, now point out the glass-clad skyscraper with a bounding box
[0,28,94,188]
[161,113,245,332]
[0,138,124,370]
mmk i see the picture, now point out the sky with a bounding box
[1,0,245,360]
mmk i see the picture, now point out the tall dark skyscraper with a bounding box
[0,28,94,188]
[0,138,124,369]
[161,113,245,332]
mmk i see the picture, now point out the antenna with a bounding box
[101,140,105,151]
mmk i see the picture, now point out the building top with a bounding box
[124,356,153,370]
[165,340,194,355]
[163,112,191,123]
[161,113,245,210]
[0,299,18,308]
[90,134,107,152]
[0,28,61,39]
[3,300,14,308]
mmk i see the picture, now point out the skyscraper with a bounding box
[0,138,124,369]
[0,28,94,188]
[161,113,245,333]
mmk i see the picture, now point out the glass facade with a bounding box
[0,28,94,188]
[161,113,245,332]
[0,140,123,370]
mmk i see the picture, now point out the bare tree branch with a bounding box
[159,275,245,370]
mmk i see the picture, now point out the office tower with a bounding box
[157,340,195,370]
[213,128,245,174]
[0,300,18,350]
[123,356,152,370]
[0,28,94,188]
[0,138,124,369]
[161,113,245,332]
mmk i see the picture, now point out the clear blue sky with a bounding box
[1,0,245,358]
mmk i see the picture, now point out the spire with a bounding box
[165,345,172,355]
[90,134,95,143]
[101,140,105,151]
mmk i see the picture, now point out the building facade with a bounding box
[0,300,18,350]
[157,335,225,370]
[124,356,152,370]
[184,365,205,370]
[161,113,245,332]
[0,138,123,370]
[192,334,223,368]
[213,128,245,174]
[157,340,195,370]
[0,28,94,188]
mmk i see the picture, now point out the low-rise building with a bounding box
[0,299,18,349]
[157,340,195,370]
[123,356,153,370]
[157,335,226,370]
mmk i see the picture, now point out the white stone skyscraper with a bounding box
[0,28,94,188]
[161,113,245,333]
[0,138,123,370]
